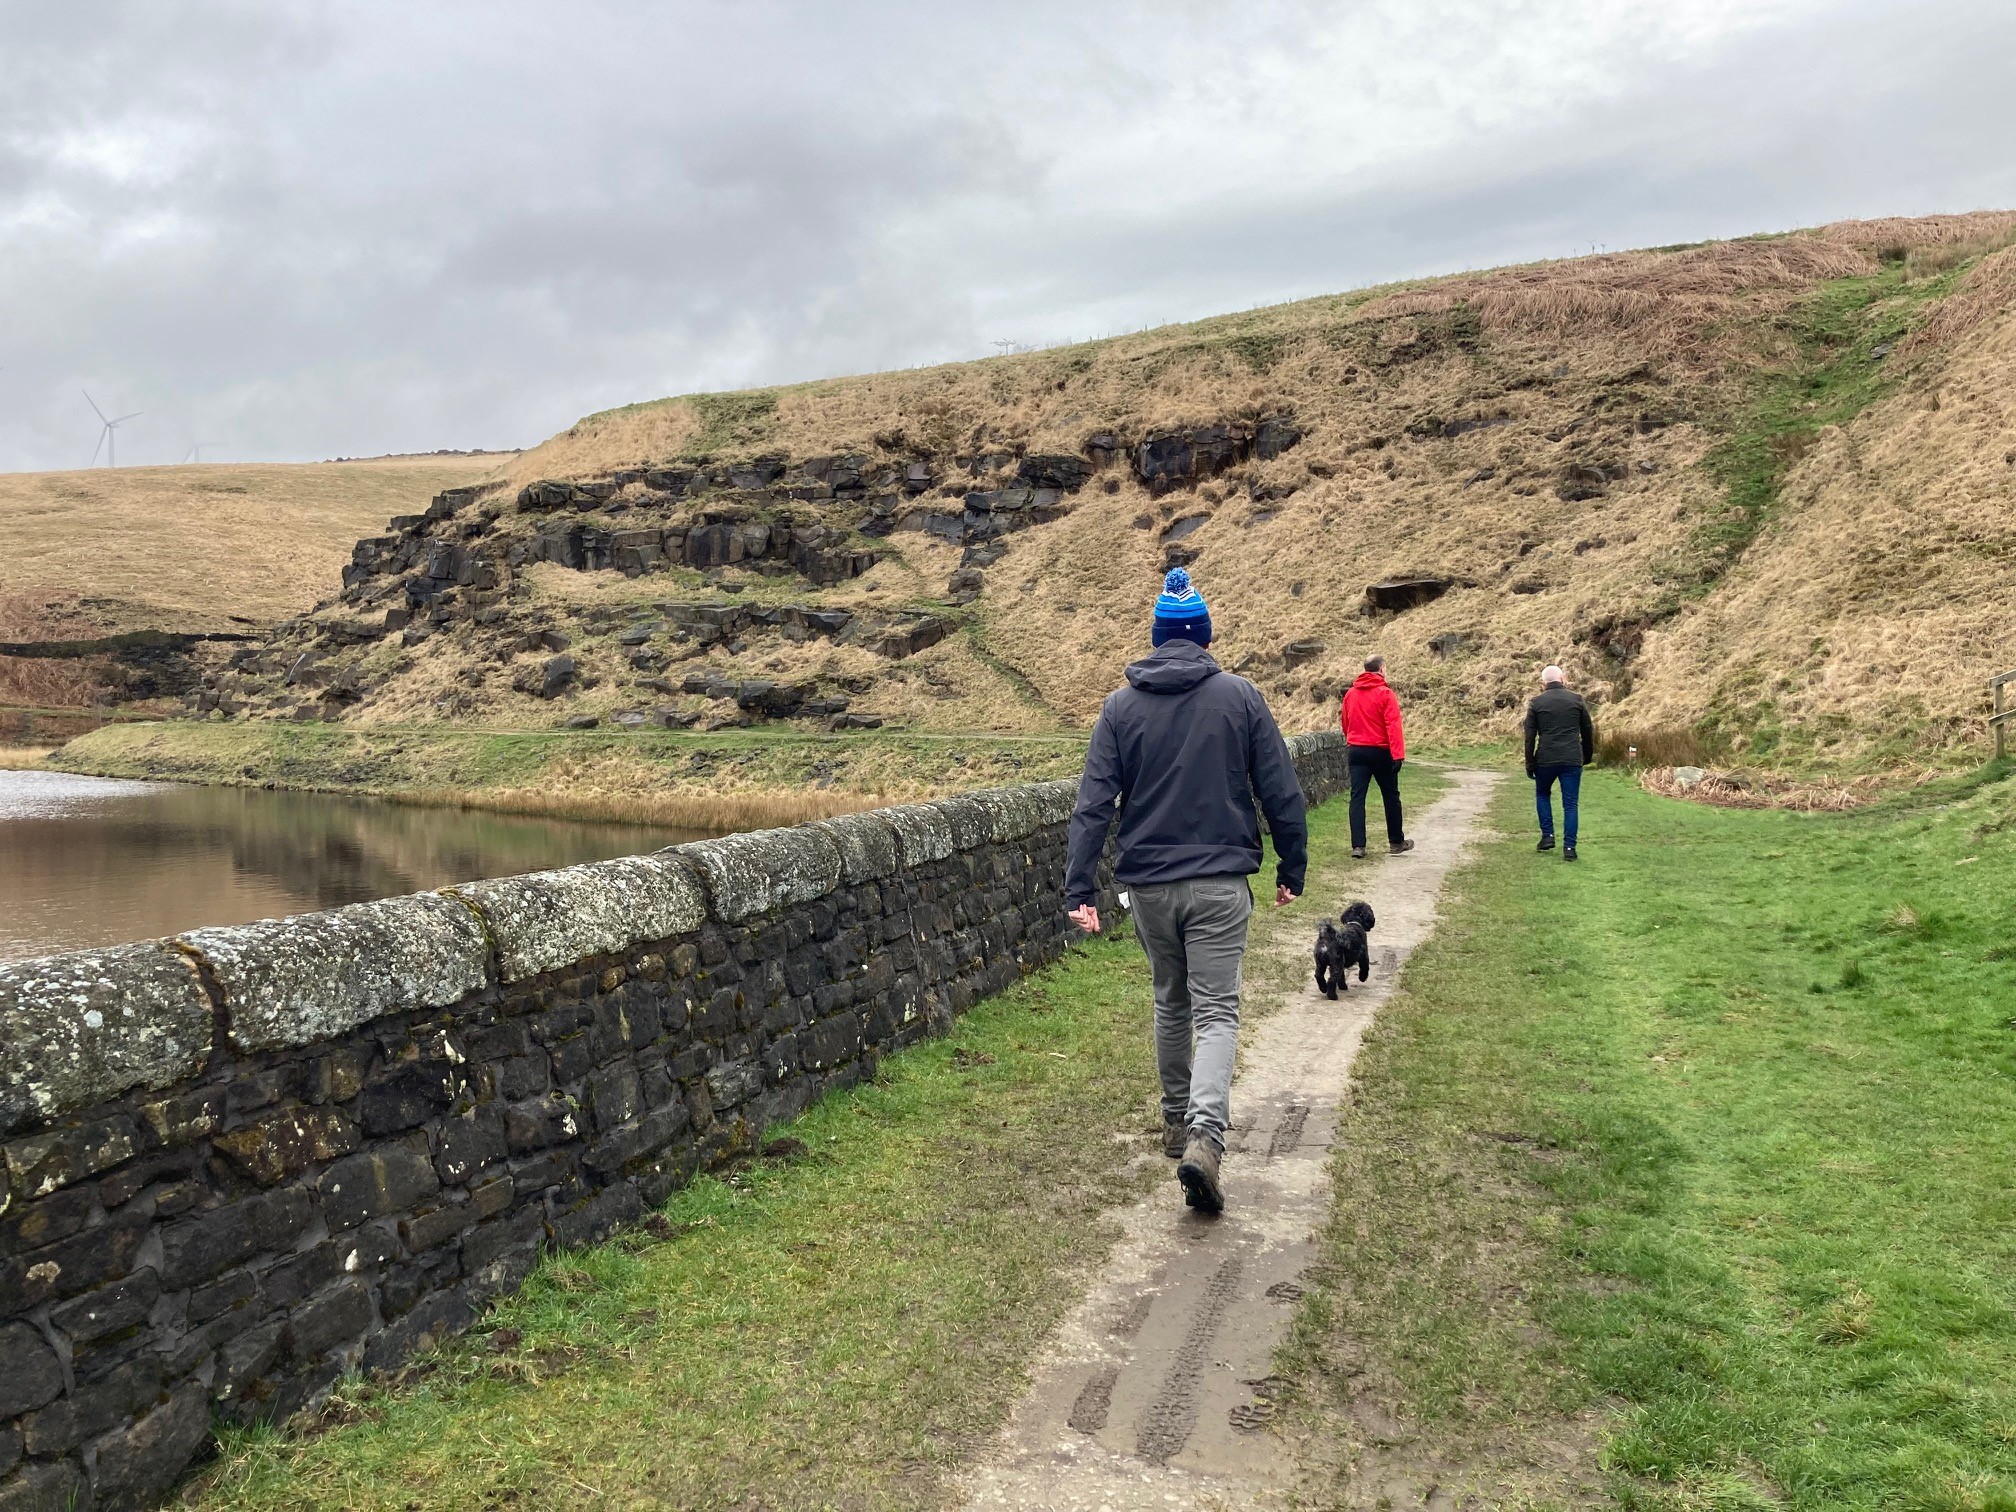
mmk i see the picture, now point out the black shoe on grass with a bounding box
[1564,845,1579,861]
[1177,1138,1225,1215]
[1537,836,1556,852]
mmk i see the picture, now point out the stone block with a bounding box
[21,1355,161,1454]
[436,1108,507,1184]
[929,794,993,852]
[3,1115,138,1202]
[319,1139,439,1231]
[355,1060,460,1137]
[400,1200,473,1253]
[455,854,706,984]
[0,1186,95,1256]
[0,944,213,1138]
[0,1323,63,1418]
[137,1088,224,1147]
[882,801,955,866]
[670,827,842,924]
[806,811,900,883]
[1025,778,1078,827]
[49,1269,159,1345]
[966,784,1059,844]
[159,1186,313,1290]
[0,1460,82,1512]
[284,1279,375,1363]
[703,1059,763,1110]
[1,1212,149,1314]
[183,892,489,1053]
[89,1381,211,1511]
[212,1106,360,1186]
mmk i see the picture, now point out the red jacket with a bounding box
[1340,671,1405,759]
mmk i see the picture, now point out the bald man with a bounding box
[1523,665,1595,860]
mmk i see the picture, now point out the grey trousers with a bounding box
[1128,875,1255,1150]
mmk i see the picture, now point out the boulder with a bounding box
[1281,639,1327,670]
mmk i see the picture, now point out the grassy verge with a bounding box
[1283,764,2016,1509]
[184,783,1407,1510]
[53,720,1088,827]
[1680,257,1968,591]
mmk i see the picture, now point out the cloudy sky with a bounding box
[2,0,2011,471]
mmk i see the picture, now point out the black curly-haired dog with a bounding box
[1314,901,1376,999]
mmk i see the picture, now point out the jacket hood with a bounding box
[1349,671,1389,691]
[1125,639,1222,694]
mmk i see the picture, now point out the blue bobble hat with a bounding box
[1151,566,1213,647]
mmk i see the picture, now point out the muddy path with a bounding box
[958,768,1502,1511]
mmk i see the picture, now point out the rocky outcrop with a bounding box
[0,736,1349,1508]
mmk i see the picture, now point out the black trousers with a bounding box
[1347,744,1405,849]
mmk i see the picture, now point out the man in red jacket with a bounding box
[1340,655,1414,859]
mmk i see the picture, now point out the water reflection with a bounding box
[0,771,714,963]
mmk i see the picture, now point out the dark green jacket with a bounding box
[1524,685,1594,773]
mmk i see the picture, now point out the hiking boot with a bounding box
[1177,1137,1225,1215]
[1163,1117,1189,1159]
[1350,846,1367,859]
[1564,845,1579,862]
[1389,838,1415,855]
[1537,836,1556,852]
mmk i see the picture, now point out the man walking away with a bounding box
[1065,567,1308,1217]
[1525,664,1595,860]
[1340,655,1412,860]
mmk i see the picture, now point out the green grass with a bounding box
[185,777,1427,1510]
[1283,765,2016,1509]
[1680,259,1968,592]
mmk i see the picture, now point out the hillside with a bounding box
[0,455,508,712]
[107,214,2016,766]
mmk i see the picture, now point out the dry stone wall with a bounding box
[0,735,1347,1510]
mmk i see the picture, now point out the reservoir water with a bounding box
[0,770,714,964]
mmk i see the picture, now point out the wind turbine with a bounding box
[84,391,142,467]
[182,441,224,463]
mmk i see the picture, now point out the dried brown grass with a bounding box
[1639,765,1875,811]
[1356,238,1875,343]
[1624,287,2016,760]
[0,593,109,705]
[1593,725,1722,769]
[0,456,507,637]
[391,783,887,832]
[0,746,54,770]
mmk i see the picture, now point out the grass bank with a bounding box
[186,773,1437,1509]
[53,720,1088,828]
[1283,763,2016,1508]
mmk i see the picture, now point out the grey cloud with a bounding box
[0,0,2010,472]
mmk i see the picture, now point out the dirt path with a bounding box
[957,768,1502,1512]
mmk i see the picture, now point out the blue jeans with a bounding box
[1534,764,1582,846]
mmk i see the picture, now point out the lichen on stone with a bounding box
[0,944,214,1137]
[183,893,491,1053]
[670,827,843,923]
[454,854,708,984]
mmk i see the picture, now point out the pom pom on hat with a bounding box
[1152,566,1212,647]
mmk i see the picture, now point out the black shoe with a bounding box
[1564,845,1578,861]
[1389,838,1415,855]
[1177,1137,1225,1215]
[1351,847,1367,859]
[1537,836,1556,852]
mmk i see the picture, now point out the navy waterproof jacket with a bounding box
[1064,641,1308,907]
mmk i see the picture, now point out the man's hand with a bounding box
[1275,886,1298,908]
[1068,903,1101,934]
